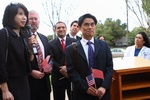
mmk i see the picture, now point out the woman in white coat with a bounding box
[124,32,150,60]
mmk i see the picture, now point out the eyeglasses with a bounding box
[29,18,39,21]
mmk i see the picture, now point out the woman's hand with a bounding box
[1,83,14,100]
[28,35,37,52]
[2,90,14,100]
[28,35,37,60]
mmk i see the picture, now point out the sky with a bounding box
[0,0,140,36]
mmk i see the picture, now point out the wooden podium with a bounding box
[110,57,150,100]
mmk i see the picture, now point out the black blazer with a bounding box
[28,32,51,93]
[66,33,81,41]
[49,37,77,86]
[0,27,31,83]
[66,39,113,99]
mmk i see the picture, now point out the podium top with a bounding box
[113,57,150,74]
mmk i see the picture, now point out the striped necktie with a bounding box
[34,34,43,71]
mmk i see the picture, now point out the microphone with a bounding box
[26,24,33,37]
[26,25,38,55]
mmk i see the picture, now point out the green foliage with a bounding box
[142,0,150,17]
[47,35,53,41]
[95,18,127,46]
[128,27,145,46]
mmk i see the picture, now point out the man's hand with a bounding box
[59,66,68,78]
[86,86,97,96]
[31,70,45,79]
[96,87,106,99]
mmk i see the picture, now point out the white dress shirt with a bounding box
[80,37,94,64]
[32,32,45,59]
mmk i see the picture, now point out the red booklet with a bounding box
[42,55,52,74]
[92,69,104,80]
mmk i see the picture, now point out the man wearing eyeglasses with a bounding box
[27,10,51,100]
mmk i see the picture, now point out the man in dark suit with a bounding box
[49,21,77,100]
[66,14,113,100]
[66,20,81,41]
[28,10,51,100]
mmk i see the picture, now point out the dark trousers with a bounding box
[52,79,71,100]
[29,77,50,100]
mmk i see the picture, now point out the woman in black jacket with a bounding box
[0,2,32,100]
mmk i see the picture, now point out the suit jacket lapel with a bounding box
[66,37,75,46]
[55,37,63,52]
[94,39,101,56]
[76,41,87,61]
[38,33,44,45]
[37,33,47,57]
[66,38,70,46]
[76,40,100,62]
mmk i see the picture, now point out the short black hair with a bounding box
[78,13,97,27]
[70,20,78,27]
[54,21,66,29]
[137,32,150,47]
[97,35,105,39]
[2,2,28,29]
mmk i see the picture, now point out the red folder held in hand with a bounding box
[42,55,52,74]
[92,69,104,80]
